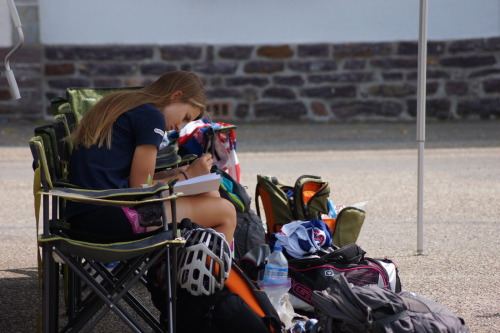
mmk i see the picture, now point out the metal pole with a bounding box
[416,0,428,255]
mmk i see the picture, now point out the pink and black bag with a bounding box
[287,243,401,313]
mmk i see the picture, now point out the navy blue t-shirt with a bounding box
[66,103,166,218]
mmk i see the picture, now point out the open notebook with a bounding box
[172,173,221,196]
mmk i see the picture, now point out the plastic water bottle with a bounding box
[263,246,289,283]
[260,246,292,327]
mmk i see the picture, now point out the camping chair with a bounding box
[30,132,185,332]
[50,87,140,130]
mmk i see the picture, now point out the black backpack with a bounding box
[212,165,266,262]
[178,263,282,333]
[148,260,283,333]
[312,273,470,333]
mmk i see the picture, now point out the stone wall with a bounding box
[1,37,499,122]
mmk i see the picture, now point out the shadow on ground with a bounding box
[0,268,38,329]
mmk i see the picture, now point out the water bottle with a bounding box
[263,246,289,284]
[260,246,292,327]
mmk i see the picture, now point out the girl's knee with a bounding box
[221,199,237,226]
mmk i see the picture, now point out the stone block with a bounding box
[15,76,42,89]
[309,72,373,83]
[426,82,439,95]
[397,41,445,55]
[48,78,91,89]
[445,81,468,96]
[160,46,202,60]
[485,37,500,51]
[219,46,254,59]
[234,104,249,118]
[302,85,356,98]
[448,39,485,53]
[311,101,329,116]
[371,57,418,69]
[193,62,238,74]
[273,75,305,86]
[0,46,42,62]
[244,61,284,73]
[254,101,307,119]
[257,45,293,58]
[333,42,392,57]
[343,59,366,70]
[44,63,74,76]
[468,68,500,78]
[288,60,336,72]
[93,78,123,87]
[440,56,496,68]
[46,46,153,61]
[0,89,11,100]
[331,100,402,119]
[407,98,452,120]
[407,70,449,80]
[225,76,269,87]
[368,84,416,97]
[383,72,404,81]
[298,44,329,57]
[79,63,137,76]
[140,63,178,75]
[483,78,500,93]
[192,62,238,74]
[208,76,223,87]
[263,87,296,99]
[206,88,243,99]
[457,98,500,119]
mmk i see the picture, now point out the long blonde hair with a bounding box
[70,71,206,148]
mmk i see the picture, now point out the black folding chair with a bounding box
[30,134,184,332]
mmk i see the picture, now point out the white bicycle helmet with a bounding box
[177,228,232,296]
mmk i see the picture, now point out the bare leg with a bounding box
[161,195,236,243]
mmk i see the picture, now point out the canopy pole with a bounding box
[416,0,428,255]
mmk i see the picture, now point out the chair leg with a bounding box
[163,248,172,333]
[66,262,81,320]
[42,243,59,332]
[56,248,168,333]
[54,249,145,332]
[171,245,179,333]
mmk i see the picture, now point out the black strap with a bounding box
[323,243,365,264]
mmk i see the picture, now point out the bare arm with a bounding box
[129,144,159,188]
[130,144,214,188]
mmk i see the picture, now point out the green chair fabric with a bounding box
[66,86,141,119]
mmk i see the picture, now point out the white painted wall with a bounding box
[0,0,13,47]
[29,0,500,45]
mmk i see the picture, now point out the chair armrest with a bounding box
[43,182,183,207]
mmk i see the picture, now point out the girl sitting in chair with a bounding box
[66,71,236,244]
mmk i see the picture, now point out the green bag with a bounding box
[255,174,330,234]
[332,207,365,247]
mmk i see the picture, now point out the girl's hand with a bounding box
[185,154,213,178]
